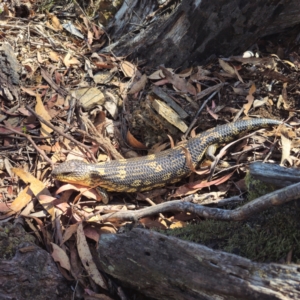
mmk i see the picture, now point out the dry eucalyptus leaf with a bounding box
[50,14,63,31]
[243,83,256,115]
[51,243,71,271]
[148,68,173,80]
[49,51,60,62]
[127,74,148,94]
[77,223,107,289]
[178,67,193,78]
[219,59,235,76]
[103,91,119,120]
[126,130,147,149]
[253,97,269,108]
[61,224,79,245]
[10,186,32,213]
[11,168,55,220]
[280,133,292,166]
[280,128,295,166]
[160,67,196,94]
[120,60,137,77]
[35,94,53,137]
[63,52,81,68]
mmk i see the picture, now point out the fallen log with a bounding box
[98,228,300,300]
[0,222,72,300]
[104,0,300,67]
[249,162,300,187]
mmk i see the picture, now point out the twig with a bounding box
[76,114,124,160]
[0,104,20,122]
[0,131,54,139]
[26,106,97,163]
[136,193,166,220]
[208,130,262,181]
[84,182,300,222]
[183,90,218,139]
[1,125,53,166]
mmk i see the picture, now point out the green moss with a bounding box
[37,0,57,12]
[0,223,36,259]
[162,174,300,263]
[244,173,276,201]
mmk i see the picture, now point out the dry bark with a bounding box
[249,162,300,187]
[0,222,72,300]
[104,0,300,67]
[98,228,300,300]
[0,43,21,101]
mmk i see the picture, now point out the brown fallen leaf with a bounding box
[169,221,186,229]
[233,66,244,83]
[253,96,269,108]
[219,59,235,76]
[51,242,71,271]
[77,223,107,289]
[173,171,235,197]
[0,202,11,213]
[120,60,137,77]
[261,69,291,83]
[87,30,93,45]
[127,74,148,94]
[160,67,196,95]
[12,168,55,220]
[35,94,53,138]
[178,67,193,78]
[56,183,103,202]
[37,51,45,64]
[126,130,147,149]
[10,186,33,213]
[148,68,174,80]
[61,223,79,245]
[139,217,166,230]
[49,51,60,62]
[49,14,63,31]
[206,103,219,120]
[232,86,249,96]
[180,146,208,175]
[280,127,295,166]
[243,83,256,115]
[84,225,101,242]
[94,61,115,69]
[63,52,81,68]
[153,78,169,86]
[22,86,38,97]
[278,82,290,110]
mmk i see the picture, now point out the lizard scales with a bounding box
[52,119,281,192]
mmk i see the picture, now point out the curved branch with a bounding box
[86,182,300,222]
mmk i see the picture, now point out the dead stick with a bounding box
[26,106,97,163]
[85,182,300,222]
[137,192,166,220]
[1,125,53,166]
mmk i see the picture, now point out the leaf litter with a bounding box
[0,1,300,298]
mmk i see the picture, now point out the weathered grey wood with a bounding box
[250,162,300,187]
[104,0,300,68]
[98,229,300,299]
[0,242,72,299]
[98,228,300,300]
[0,221,72,299]
[88,182,300,222]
